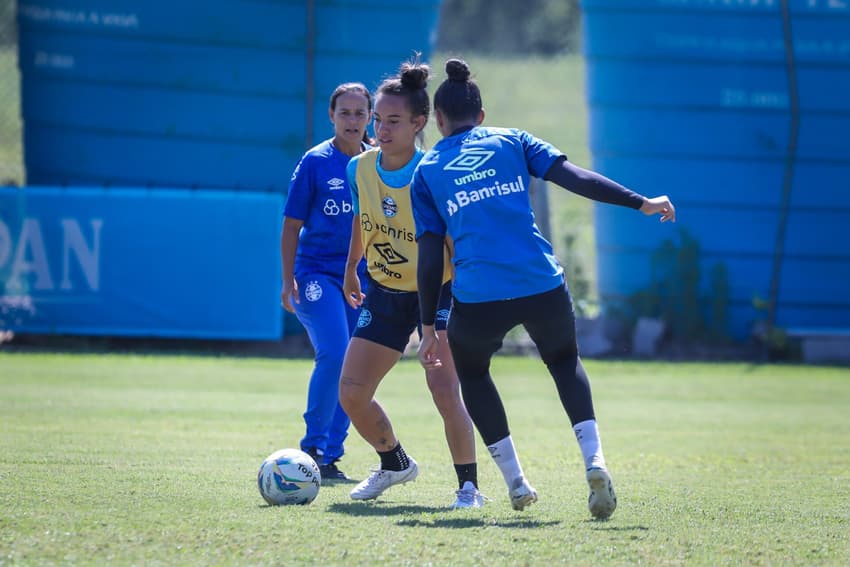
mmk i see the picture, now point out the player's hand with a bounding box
[418,326,442,370]
[640,195,676,223]
[280,280,299,313]
[343,270,365,309]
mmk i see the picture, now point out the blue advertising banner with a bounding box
[0,187,283,339]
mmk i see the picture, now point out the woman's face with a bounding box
[372,93,424,154]
[330,91,371,146]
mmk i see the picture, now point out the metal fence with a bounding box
[0,0,22,186]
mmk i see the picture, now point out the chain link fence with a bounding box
[0,0,22,186]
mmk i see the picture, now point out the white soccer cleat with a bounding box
[508,476,538,511]
[349,457,419,500]
[586,467,617,519]
[451,481,486,509]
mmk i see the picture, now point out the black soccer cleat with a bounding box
[319,462,350,481]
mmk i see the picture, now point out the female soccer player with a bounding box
[281,82,372,481]
[339,58,482,509]
[413,58,676,518]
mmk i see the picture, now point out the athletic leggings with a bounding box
[447,284,596,446]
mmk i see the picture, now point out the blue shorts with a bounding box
[353,278,452,353]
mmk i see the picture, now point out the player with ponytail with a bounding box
[339,57,482,509]
[281,82,373,481]
[414,58,676,518]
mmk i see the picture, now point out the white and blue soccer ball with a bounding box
[257,448,321,506]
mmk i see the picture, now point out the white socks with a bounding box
[487,435,524,485]
[573,419,606,470]
[488,423,607,489]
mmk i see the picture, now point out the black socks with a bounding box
[454,462,478,490]
[378,442,410,471]
[378,443,477,489]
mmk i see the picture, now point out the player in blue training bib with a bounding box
[281,82,371,481]
[413,58,677,519]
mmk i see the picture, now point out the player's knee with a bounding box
[338,378,365,413]
[427,380,461,412]
[314,349,346,369]
[541,345,579,368]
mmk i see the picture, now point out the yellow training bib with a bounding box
[354,150,451,291]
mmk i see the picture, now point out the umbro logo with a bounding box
[443,148,495,172]
[373,242,408,265]
[327,177,345,190]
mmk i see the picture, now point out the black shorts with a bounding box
[353,278,452,353]
[447,284,578,367]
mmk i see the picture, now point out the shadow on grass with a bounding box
[328,502,561,529]
[328,501,445,516]
[588,522,650,531]
[397,517,561,529]
[320,477,358,486]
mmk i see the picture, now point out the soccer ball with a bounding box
[257,448,321,506]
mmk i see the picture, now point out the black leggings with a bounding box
[447,285,595,446]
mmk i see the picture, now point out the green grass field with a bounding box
[1,353,848,565]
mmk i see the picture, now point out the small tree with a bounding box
[437,0,581,56]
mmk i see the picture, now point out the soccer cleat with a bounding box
[349,457,419,500]
[586,467,617,519]
[451,481,486,509]
[508,476,538,511]
[319,462,350,481]
[303,447,324,466]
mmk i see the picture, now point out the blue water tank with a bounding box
[582,0,850,340]
[16,0,441,191]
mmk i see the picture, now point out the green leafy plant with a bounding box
[609,230,731,344]
[562,232,594,317]
[751,295,800,361]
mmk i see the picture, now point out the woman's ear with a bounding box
[414,114,428,133]
[435,109,445,129]
[477,109,485,126]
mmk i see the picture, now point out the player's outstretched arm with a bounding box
[544,156,644,210]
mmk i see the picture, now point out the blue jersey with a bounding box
[411,126,564,303]
[284,139,364,279]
